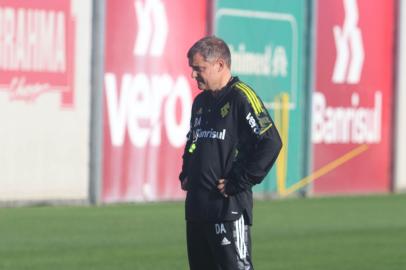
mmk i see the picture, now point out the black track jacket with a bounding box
[179,77,282,225]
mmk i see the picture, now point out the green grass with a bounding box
[1,194,405,270]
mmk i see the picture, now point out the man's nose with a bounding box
[191,70,197,79]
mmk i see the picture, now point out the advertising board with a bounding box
[215,0,309,195]
[103,0,207,202]
[313,0,395,194]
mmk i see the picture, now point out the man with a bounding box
[179,36,282,270]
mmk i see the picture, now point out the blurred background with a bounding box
[1,0,405,205]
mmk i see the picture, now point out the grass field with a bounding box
[1,194,405,270]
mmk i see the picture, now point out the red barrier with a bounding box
[102,0,207,202]
[312,0,395,194]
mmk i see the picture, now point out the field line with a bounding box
[282,144,369,196]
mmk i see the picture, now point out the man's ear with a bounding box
[217,58,225,72]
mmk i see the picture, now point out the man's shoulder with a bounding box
[231,79,257,93]
[193,91,208,104]
[230,79,261,104]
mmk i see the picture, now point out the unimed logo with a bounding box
[332,0,364,84]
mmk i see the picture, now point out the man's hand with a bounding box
[181,177,189,191]
[217,179,228,197]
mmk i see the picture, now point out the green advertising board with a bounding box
[215,0,310,196]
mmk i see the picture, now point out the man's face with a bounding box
[189,52,219,91]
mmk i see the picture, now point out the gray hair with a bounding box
[187,36,231,68]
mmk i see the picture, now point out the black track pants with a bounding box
[186,215,253,270]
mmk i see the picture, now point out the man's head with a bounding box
[187,36,232,91]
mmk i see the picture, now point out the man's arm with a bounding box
[179,137,192,191]
[221,86,282,196]
[179,101,196,190]
[179,131,192,182]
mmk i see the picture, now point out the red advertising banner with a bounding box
[103,0,207,202]
[312,0,395,194]
[0,0,75,107]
